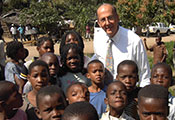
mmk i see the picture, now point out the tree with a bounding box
[19,1,63,33]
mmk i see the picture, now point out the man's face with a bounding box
[97,4,119,38]
[138,97,168,120]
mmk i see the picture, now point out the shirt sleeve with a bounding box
[136,39,151,87]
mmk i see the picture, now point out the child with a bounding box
[21,60,50,119]
[86,59,106,117]
[35,85,67,120]
[101,81,134,120]
[62,101,99,120]
[144,36,167,65]
[0,81,27,120]
[60,30,90,68]
[59,43,90,93]
[116,60,140,119]
[24,36,54,69]
[138,84,169,120]
[41,52,61,86]
[150,62,175,120]
[5,41,27,93]
[66,82,89,104]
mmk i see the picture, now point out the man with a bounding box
[18,24,26,42]
[10,24,17,41]
[93,3,150,87]
[144,36,167,65]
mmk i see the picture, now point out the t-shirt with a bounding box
[7,109,27,120]
[89,89,106,117]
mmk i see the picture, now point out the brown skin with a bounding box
[87,62,105,93]
[151,66,172,88]
[66,84,89,104]
[65,34,79,45]
[138,97,168,120]
[36,93,66,120]
[27,66,49,107]
[97,4,119,38]
[116,64,138,93]
[105,82,127,118]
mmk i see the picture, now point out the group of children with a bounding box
[0,29,174,120]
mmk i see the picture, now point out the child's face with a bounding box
[66,48,81,72]
[138,97,168,120]
[28,66,49,91]
[65,33,79,45]
[42,56,59,76]
[105,82,127,111]
[87,62,105,84]
[151,66,171,88]
[5,84,23,110]
[16,47,25,60]
[37,93,66,120]
[67,84,89,104]
[116,65,138,92]
[37,40,54,57]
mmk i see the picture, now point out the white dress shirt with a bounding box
[93,26,150,87]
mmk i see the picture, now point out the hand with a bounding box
[143,38,146,42]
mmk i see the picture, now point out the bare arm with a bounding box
[14,75,26,94]
[143,38,150,51]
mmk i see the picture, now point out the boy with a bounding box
[138,84,169,120]
[62,101,99,120]
[116,60,140,119]
[35,85,67,120]
[66,82,89,104]
[101,81,134,120]
[86,60,106,117]
[150,62,175,120]
[144,36,167,65]
[0,81,27,120]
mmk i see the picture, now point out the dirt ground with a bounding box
[3,34,175,61]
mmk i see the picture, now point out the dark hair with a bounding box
[66,82,88,97]
[151,62,172,78]
[0,81,15,101]
[87,59,104,72]
[138,84,168,106]
[28,60,49,75]
[37,36,54,47]
[62,101,99,120]
[117,60,138,74]
[106,80,127,97]
[60,30,84,55]
[60,43,84,74]
[6,41,23,60]
[36,85,67,108]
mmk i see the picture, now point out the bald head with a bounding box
[97,3,119,38]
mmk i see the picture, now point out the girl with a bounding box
[21,60,50,119]
[5,41,27,93]
[59,43,90,93]
[59,30,90,68]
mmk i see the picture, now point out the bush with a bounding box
[165,41,174,70]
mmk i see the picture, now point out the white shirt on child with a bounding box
[100,111,135,120]
[168,94,175,120]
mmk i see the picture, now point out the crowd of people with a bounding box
[0,3,174,120]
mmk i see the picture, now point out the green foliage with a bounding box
[148,56,153,69]
[165,41,174,69]
[19,2,63,33]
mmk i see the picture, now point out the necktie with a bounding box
[105,39,114,74]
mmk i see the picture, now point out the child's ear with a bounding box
[104,98,108,105]
[116,74,119,80]
[27,75,31,82]
[86,73,91,79]
[35,108,42,119]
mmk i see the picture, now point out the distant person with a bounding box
[85,24,91,41]
[17,24,26,42]
[62,101,99,120]
[138,85,169,120]
[146,24,149,38]
[144,36,167,65]
[10,24,18,41]
[93,3,150,87]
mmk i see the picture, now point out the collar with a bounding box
[108,26,121,44]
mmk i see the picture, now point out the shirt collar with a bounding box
[110,26,121,44]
